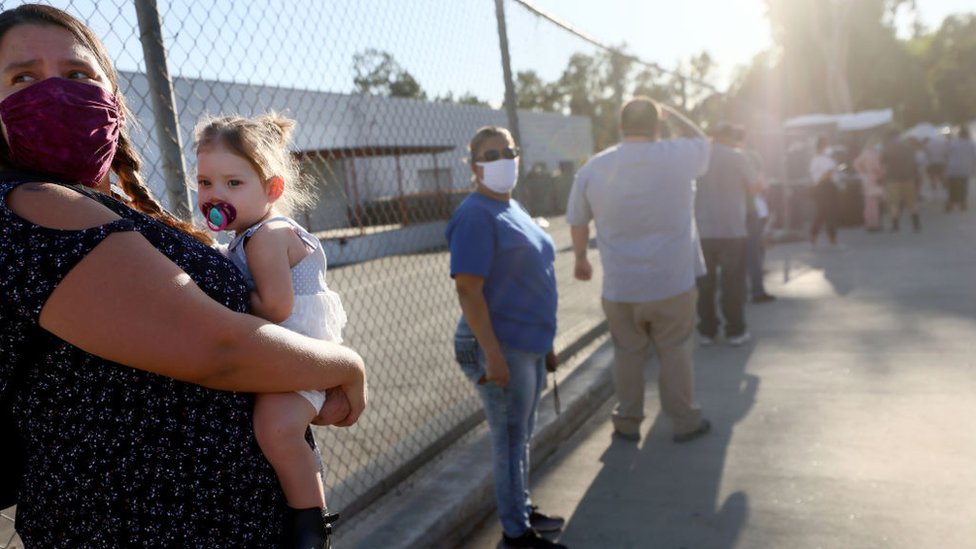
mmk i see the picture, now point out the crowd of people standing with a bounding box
[2,4,975,549]
[844,125,976,238]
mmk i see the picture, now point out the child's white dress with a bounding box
[227,216,347,411]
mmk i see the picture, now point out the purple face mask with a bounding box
[0,77,121,187]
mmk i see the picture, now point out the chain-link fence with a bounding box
[0,0,614,544]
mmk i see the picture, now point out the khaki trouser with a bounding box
[886,178,917,214]
[601,287,702,437]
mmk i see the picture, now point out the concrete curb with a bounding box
[339,336,615,549]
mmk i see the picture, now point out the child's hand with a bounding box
[312,388,351,426]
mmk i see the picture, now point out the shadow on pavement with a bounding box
[556,342,759,549]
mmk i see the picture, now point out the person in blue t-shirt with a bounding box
[446,126,566,549]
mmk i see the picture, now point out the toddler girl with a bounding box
[194,112,349,549]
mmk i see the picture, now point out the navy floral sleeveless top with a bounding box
[0,178,287,547]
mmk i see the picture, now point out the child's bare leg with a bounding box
[254,392,325,509]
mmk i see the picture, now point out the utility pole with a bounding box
[134,0,192,220]
[494,0,523,167]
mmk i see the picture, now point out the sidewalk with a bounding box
[459,200,976,548]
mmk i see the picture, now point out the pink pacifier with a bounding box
[200,201,237,231]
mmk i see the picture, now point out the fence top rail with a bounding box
[295,145,456,159]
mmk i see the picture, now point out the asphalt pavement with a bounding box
[453,197,976,548]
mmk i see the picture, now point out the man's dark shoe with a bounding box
[503,528,567,548]
[752,293,777,304]
[611,428,640,442]
[529,506,565,532]
[672,419,711,443]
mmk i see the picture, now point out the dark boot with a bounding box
[282,507,339,549]
[912,213,921,232]
[502,528,568,548]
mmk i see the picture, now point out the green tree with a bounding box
[513,48,716,151]
[557,53,600,118]
[925,14,976,123]
[764,0,914,114]
[514,70,561,112]
[352,49,427,100]
[630,67,673,103]
[728,0,938,125]
[434,91,491,107]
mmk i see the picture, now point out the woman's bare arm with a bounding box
[9,183,365,421]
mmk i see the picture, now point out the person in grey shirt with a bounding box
[925,134,949,194]
[945,126,976,212]
[567,96,712,444]
[695,122,759,346]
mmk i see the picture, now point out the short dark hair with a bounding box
[709,122,737,140]
[620,96,660,137]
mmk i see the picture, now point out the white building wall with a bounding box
[118,72,593,225]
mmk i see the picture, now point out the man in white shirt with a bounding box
[925,134,949,193]
[808,137,842,248]
[567,96,712,444]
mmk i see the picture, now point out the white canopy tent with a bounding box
[901,122,951,141]
[783,109,893,132]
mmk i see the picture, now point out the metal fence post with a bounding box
[494,0,523,167]
[134,0,193,220]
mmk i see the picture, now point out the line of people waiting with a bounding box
[5,4,972,549]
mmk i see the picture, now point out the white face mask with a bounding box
[477,158,519,194]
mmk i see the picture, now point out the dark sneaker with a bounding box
[529,506,565,532]
[672,419,711,443]
[752,293,777,304]
[611,428,640,442]
[503,528,568,548]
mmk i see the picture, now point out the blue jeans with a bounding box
[454,319,546,538]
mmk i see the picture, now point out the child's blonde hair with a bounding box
[194,112,316,216]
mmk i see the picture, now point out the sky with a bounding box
[523,0,772,88]
[522,0,974,88]
[1,0,973,106]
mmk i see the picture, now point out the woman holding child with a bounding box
[0,4,364,547]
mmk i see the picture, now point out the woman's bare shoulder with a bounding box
[7,182,120,229]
